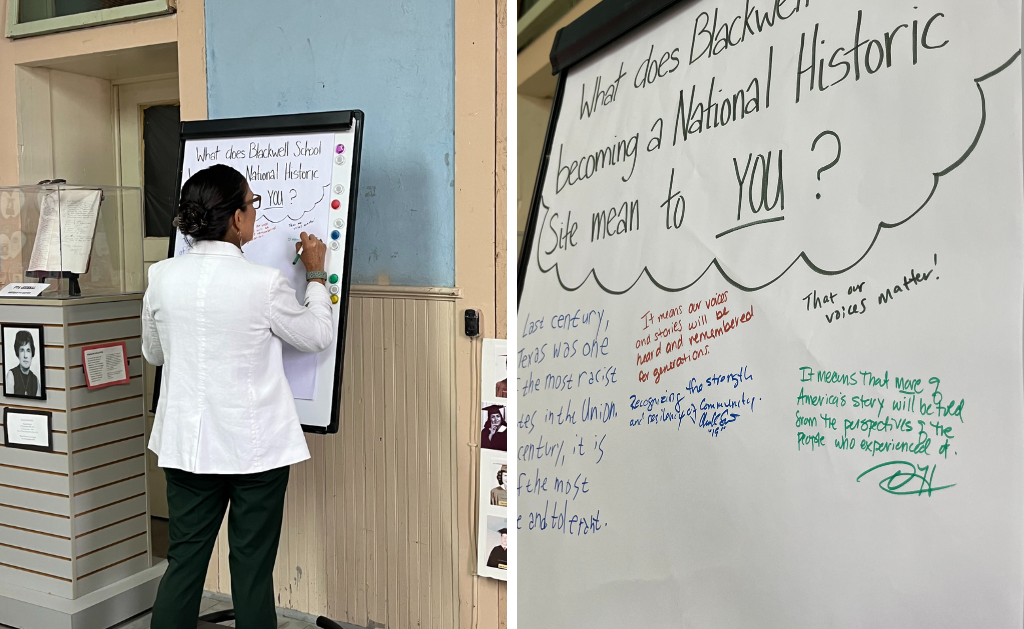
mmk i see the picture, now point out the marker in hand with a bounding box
[292,245,304,265]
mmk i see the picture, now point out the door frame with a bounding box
[114,76,179,519]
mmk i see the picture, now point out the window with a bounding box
[141,103,180,238]
[7,0,174,39]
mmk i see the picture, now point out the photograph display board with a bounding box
[517,0,1024,627]
[477,338,508,580]
[165,111,363,433]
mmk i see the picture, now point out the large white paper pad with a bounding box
[177,133,336,400]
[518,1,1024,627]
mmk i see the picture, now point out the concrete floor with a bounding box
[131,519,319,628]
[0,519,323,629]
[104,594,319,629]
[0,594,318,629]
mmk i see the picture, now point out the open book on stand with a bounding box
[27,188,103,275]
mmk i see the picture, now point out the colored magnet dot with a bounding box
[331,294,340,304]
[331,199,341,209]
[331,230,341,240]
[335,144,345,154]
[329,273,339,284]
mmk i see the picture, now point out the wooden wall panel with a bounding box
[71,435,145,473]
[64,300,141,325]
[0,504,69,538]
[73,474,145,515]
[206,291,460,629]
[71,395,144,430]
[495,0,508,342]
[0,463,68,495]
[0,484,69,516]
[75,513,146,555]
[0,563,72,599]
[0,442,67,473]
[75,552,148,597]
[72,454,144,493]
[0,521,71,557]
[75,493,146,536]
[69,377,144,410]
[71,414,145,452]
[0,304,63,325]
[0,543,71,579]
[74,531,146,576]
[454,0,503,624]
[66,318,142,347]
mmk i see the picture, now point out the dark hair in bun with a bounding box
[174,164,248,241]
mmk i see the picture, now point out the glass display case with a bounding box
[0,184,143,298]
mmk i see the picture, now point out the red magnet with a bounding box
[335,144,345,154]
[331,199,341,209]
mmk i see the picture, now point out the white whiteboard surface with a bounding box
[175,127,356,429]
[518,1,1024,627]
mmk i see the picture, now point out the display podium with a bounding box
[0,185,164,629]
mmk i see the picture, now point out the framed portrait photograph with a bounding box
[480,404,507,452]
[495,350,507,399]
[489,462,507,507]
[476,515,507,580]
[2,323,46,400]
[484,516,507,570]
[481,339,507,404]
[2,408,53,452]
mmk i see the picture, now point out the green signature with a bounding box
[857,461,956,496]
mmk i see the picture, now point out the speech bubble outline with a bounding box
[533,50,1021,296]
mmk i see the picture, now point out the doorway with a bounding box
[117,77,179,519]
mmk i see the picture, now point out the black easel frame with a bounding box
[151,110,364,434]
[517,0,686,306]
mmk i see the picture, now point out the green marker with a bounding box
[292,245,303,265]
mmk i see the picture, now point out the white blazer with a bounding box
[142,239,333,474]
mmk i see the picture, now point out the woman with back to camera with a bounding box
[142,164,332,629]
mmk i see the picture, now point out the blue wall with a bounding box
[205,0,455,287]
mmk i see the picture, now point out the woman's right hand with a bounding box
[297,232,327,274]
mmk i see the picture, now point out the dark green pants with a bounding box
[150,466,290,629]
